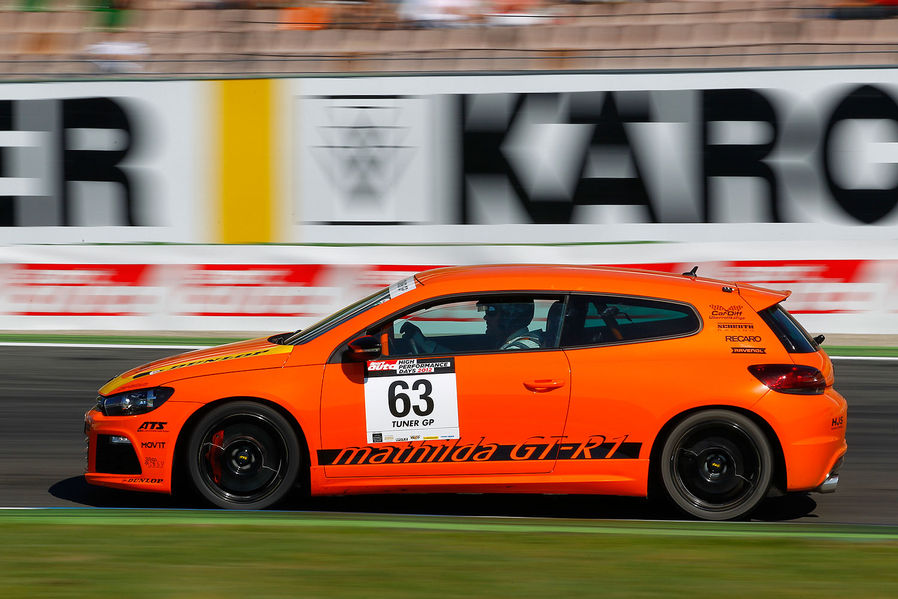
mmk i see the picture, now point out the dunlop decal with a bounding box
[318,435,642,466]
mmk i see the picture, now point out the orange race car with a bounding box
[83,264,847,520]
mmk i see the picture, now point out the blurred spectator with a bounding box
[486,0,555,25]
[86,34,149,72]
[830,0,898,18]
[399,0,484,27]
[20,0,48,11]
[92,0,131,30]
[281,3,332,29]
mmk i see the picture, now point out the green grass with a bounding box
[823,346,898,357]
[1,510,897,598]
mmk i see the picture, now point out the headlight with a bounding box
[97,387,174,416]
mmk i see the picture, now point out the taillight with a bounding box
[748,364,826,395]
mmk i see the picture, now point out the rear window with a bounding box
[560,295,700,347]
[759,304,819,353]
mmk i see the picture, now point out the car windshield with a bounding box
[284,288,391,345]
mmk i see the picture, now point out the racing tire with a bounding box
[187,401,301,510]
[660,410,773,521]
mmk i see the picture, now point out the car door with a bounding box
[319,294,572,478]
[557,294,703,484]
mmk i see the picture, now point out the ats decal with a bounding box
[137,421,167,432]
[318,435,642,466]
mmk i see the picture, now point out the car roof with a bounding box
[416,264,717,290]
[414,264,789,308]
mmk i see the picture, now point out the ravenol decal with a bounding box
[318,435,642,466]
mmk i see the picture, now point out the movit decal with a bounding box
[317,435,641,466]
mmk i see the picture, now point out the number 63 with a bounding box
[388,379,434,418]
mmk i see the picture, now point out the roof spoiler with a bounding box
[736,281,791,312]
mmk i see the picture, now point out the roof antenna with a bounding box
[682,266,699,278]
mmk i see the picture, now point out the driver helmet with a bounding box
[477,298,535,332]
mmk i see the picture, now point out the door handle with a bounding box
[523,379,566,392]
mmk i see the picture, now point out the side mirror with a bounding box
[346,335,382,361]
[814,334,825,345]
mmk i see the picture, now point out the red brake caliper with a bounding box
[207,430,224,484]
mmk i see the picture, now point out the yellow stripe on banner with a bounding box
[217,79,275,243]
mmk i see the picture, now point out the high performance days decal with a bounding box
[318,435,642,466]
[364,357,459,443]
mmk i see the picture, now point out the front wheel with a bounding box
[660,410,773,521]
[186,401,301,509]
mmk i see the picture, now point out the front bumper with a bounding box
[83,407,180,494]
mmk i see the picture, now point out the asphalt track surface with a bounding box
[1,345,895,524]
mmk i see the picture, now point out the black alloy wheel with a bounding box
[187,401,301,509]
[660,410,773,521]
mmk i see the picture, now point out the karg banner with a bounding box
[292,69,898,244]
[8,70,898,245]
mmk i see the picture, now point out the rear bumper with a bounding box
[813,456,843,494]
[754,386,847,492]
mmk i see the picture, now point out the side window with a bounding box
[560,295,699,347]
[382,296,562,356]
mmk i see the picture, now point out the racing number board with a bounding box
[364,358,460,444]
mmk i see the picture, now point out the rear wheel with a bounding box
[660,410,772,521]
[187,401,301,509]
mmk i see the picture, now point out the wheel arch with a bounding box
[647,405,787,499]
[171,396,312,498]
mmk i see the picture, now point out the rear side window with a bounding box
[560,295,700,348]
[759,304,819,353]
